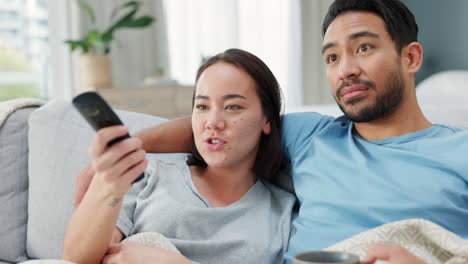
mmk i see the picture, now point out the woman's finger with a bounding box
[121,158,148,186]
[88,126,128,159]
[92,137,143,176]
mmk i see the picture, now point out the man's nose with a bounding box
[205,111,226,131]
[338,56,360,80]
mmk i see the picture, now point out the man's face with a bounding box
[322,11,405,123]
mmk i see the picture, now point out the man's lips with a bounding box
[340,84,369,100]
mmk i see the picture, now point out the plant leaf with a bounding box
[77,0,96,24]
[64,39,90,53]
[120,16,154,28]
[104,2,139,39]
[110,1,140,21]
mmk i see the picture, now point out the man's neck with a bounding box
[353,99,432,141]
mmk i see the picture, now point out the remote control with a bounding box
[72,91,144,183]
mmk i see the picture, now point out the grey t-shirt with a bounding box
[117,155,295,264]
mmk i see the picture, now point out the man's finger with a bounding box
[364,243,426,264]
[73,164,94,208]
[363,243,392,263]
[106,243,121,254]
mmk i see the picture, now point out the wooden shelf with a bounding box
[97,85,194,119]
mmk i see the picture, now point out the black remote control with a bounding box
[72,91,144,183]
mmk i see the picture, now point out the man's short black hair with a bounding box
[322,0,418,52]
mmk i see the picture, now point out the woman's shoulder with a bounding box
[143,153,190,182]
[146,153,189,168]
[260,178,296,206]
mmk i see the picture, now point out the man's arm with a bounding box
[136,116,193,153]
[73,116,193,208]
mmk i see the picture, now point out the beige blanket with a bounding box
[0,98,45,128]
[18,220,468,264]
[327,219,468,264]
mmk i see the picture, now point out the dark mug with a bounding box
[293,251,360,264]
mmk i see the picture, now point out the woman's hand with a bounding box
[102,241,191,264]
[88,126,147,197]
[362,243,426,264]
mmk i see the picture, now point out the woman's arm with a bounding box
[102,241,191,264]
[63,126,147,264]
[135,116,193,153]
[73,116,193,208]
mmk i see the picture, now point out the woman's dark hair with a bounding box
[186,48,288,179]
[322,0,418,52]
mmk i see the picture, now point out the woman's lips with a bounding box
[204,137,226,151]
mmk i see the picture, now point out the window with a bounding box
[0,0,49,101]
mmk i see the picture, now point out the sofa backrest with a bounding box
[26,100,185,259]
[0,107,39,263]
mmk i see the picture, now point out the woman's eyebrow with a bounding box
[223,94,246,100]
[194,94,247,100]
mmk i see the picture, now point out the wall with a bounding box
[402,0,468,83]
[301,0,335,105]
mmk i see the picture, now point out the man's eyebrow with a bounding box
[349,31,380,41]
[322,42,336,55]
[195,95,209,100]
[322,31,380,55]
[194,94,247,100]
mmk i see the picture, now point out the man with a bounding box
[74,0,468,263]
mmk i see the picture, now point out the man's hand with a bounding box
[73,163,94,209]
[102,241,191,264]
[362,243,426,264]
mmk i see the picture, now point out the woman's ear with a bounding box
[262,121,271,135]
[402,42,423,74]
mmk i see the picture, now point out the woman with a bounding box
[63,49,295,264]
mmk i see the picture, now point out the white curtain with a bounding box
[164,0,301,110]
[78,0,170,88]
[300,0,335,105]
[69,0,333,105]
[47,0,78,100]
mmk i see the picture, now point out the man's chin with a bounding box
[340,104,375,123]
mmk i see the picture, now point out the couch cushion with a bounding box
[416,70,468,105]
[287,103,468,129]
[0,107,39,263]
[27,100,176,258]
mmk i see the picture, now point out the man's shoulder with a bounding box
[283,111,338,130]
[282,112,346,141]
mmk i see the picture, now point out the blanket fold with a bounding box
[327,219,468,264]
[0,98,45,128]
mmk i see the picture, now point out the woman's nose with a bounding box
[205,111,226,131]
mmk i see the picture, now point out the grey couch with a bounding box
[0,100,178,263]
[0,70,467,263]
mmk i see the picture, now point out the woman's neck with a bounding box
[190,166,256,207]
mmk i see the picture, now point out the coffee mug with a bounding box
[293,251,360,264]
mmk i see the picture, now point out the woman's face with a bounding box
[192,62,271,170]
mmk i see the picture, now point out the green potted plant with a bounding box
[65,0,154,91]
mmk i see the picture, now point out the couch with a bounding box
[0,70,467,263]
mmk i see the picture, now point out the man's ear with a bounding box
[402,42,423,74]
[262,121,271,135]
